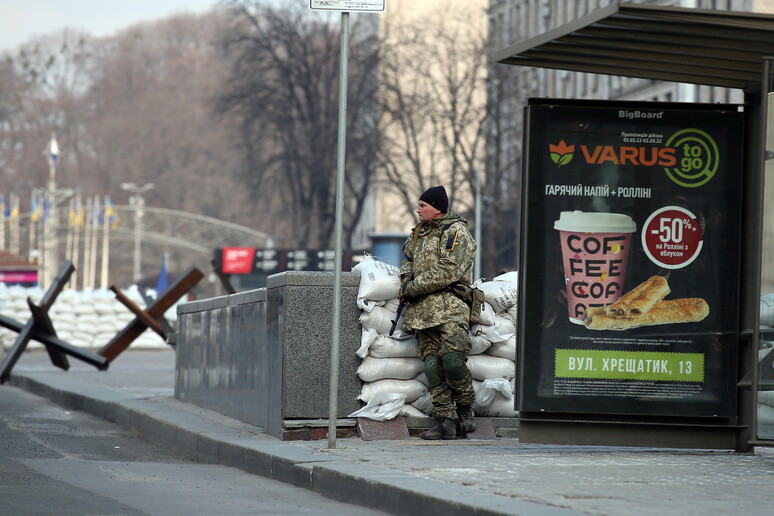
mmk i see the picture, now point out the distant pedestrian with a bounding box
[399,185,477,439]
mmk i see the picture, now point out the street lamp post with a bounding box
[120,182,155,284]
[42,135,59,288]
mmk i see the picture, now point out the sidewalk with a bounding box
[6,349,774,516]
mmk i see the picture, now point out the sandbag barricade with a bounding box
[352,255,519,419]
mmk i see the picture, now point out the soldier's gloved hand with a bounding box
[400,280,416,301]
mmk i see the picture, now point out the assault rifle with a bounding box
[389,299,408,336]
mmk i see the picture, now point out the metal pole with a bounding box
[134,195,144,283]
[474,166,482,280]
[328,11,349,450]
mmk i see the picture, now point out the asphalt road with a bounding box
[0,385,390,516]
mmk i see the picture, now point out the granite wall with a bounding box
[175,271,362,438]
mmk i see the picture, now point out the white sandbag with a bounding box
[400,404,428,418]
[357,356,424,382]
[51,311,76,324]
[358,298,386,312]
[368,335,418,359]
[359,297,400,314]
[487,334,516,360]
[414,371,428,386]
[358,378,428,403]
[133,333,167,348]
[493,271,519,283]
[474,394,517,417]
[353,255,401,302]
[478,301,496,326]
[505,303,518,324]
[348,392,406,421]
[54,320,76,332]
[5,285,28,301]
[75,322,98,335]
[359,306,412,339]
[477,277,518,313]
[411,392,433,414]
[357,328,380,358]
[97,320,120,333]
[474,378,514,407]
[479,315,516,343]
[466,355,516,381]
[76,313,100,326]
[469,333,491,355]
[471,314,516,342]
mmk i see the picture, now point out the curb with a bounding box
[9,372,580,516]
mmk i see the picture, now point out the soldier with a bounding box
[399,185,477,440]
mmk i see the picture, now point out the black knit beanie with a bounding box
[419,185,448,213]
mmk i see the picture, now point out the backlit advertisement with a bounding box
[519,99,744,417]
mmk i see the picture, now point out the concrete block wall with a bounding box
[176,271,361,438]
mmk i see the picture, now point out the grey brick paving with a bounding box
[8,350,774,516]
[303,439,774,515]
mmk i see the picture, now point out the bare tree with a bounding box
[215,0,381,249]
[378,7,489,231]
[482,55,523,276]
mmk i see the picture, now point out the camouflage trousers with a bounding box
[417,321,475,419]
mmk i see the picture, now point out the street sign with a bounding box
[309,1,386,13]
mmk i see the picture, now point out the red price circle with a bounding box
[641,207,703,269]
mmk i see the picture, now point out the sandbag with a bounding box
[358,378,428,403]
[473,394,517,417]
[411,392,433,414]
[348,392,406,421]
[477,276,518,313]
[357,356,424,382]
[487,334,516,360]
[400,404,428,418]
[353,255,401,302]
[474,378,514,407]
[466,355,516,381]
[359,306,412,338]
[368,335,419,359]
[469,333,491,355]
[478,301,497,326]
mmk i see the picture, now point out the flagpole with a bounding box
[90,196,100,289]
[1,195,6,251]
[29,192,39,270]
[101,196,111,288]
[12,194,20,256]
[82,196,93,290]
[71,194,82,289]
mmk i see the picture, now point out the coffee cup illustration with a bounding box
[554,211,637,324]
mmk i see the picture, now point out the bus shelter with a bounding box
[495,1,774,451]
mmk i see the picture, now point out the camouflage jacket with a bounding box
[399,211,477,331]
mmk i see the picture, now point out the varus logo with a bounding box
[548,140,677,167]
[547,128,719,188]
[549,140,575,166]
[580,145,677,166]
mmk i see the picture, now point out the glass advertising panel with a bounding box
[758,60,774,440]
[520,99,744,418]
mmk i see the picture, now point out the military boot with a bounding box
[420,416,457,440]
[456,404,476,434]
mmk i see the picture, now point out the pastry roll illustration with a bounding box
[604,275,670,316]
[585,298,709,330]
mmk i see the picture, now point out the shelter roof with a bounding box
[494,1,774,90]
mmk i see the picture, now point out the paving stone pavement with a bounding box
[5,349,774,516]
[301,438,774,515]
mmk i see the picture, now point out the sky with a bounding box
[0,0,223,52]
